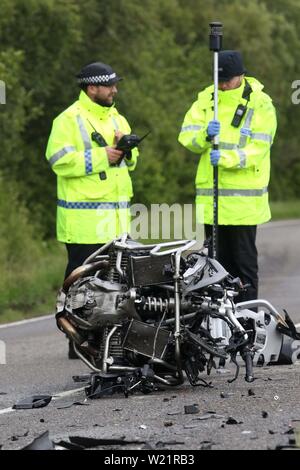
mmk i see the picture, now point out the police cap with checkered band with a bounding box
[76,62,122,87]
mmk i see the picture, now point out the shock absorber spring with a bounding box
[143,297,171,313]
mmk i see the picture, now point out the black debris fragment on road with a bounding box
[13,395,52,410]
[226,417,243,425]
[184,404,200,414]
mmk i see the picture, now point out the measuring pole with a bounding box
[209,22,223,259]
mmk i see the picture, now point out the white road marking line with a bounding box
[0,314,54,329]
[0,386,86,415]
[52,386,86,399]
[0,407,14,415]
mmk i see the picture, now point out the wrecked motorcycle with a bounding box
[56,235,300,397]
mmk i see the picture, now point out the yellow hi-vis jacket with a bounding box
[46,91,138,243]
[178,77,277,225]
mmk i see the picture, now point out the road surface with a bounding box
[0,220,299,451]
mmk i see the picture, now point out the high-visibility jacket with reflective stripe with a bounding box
[46,91,138,243]
[178,77,277,225]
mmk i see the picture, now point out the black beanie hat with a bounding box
[218,51,246,81]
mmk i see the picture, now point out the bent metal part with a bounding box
[56,234,300,397]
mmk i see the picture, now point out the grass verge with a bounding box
[0,241,66,324]
[270,200,300,220]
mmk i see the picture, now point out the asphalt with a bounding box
[0,220,299,451]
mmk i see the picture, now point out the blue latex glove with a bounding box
[210,149,221,166]
[207,120,220,138]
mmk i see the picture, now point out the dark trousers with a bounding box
[205,225,258,302]
[64,243,104,280]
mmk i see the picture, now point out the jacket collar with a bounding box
[78,90,117,118]
[218,79,246,104]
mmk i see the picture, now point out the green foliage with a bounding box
[0,176,66,319]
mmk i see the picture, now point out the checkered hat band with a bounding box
[77,73,117,84]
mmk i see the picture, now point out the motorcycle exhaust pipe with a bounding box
[63,259,109,293]
[57,315,84,346]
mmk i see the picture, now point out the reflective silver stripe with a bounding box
[244,108,254,127]
[237,149,246,168]
[180,125,203,132]
[239,109,254,148]
[196,187,268,197]
[111,116,119,130]
[219,142,237,150]
[48,146,76,166]
[251,132,272,143]
[76,115,92,150]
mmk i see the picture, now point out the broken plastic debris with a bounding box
[184,404,199,414]
[13,395,52,410]
[22,431,54,450]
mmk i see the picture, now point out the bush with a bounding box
[0,176,66,321]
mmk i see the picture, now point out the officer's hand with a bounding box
[207,120,220,138]
[210,149,221,166]
[106,146,123,165]
[114,130,124,145]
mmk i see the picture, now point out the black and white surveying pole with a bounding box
[209,22,223,259]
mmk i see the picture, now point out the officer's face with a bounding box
[219,75,243,91]
[88,84,118,106]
